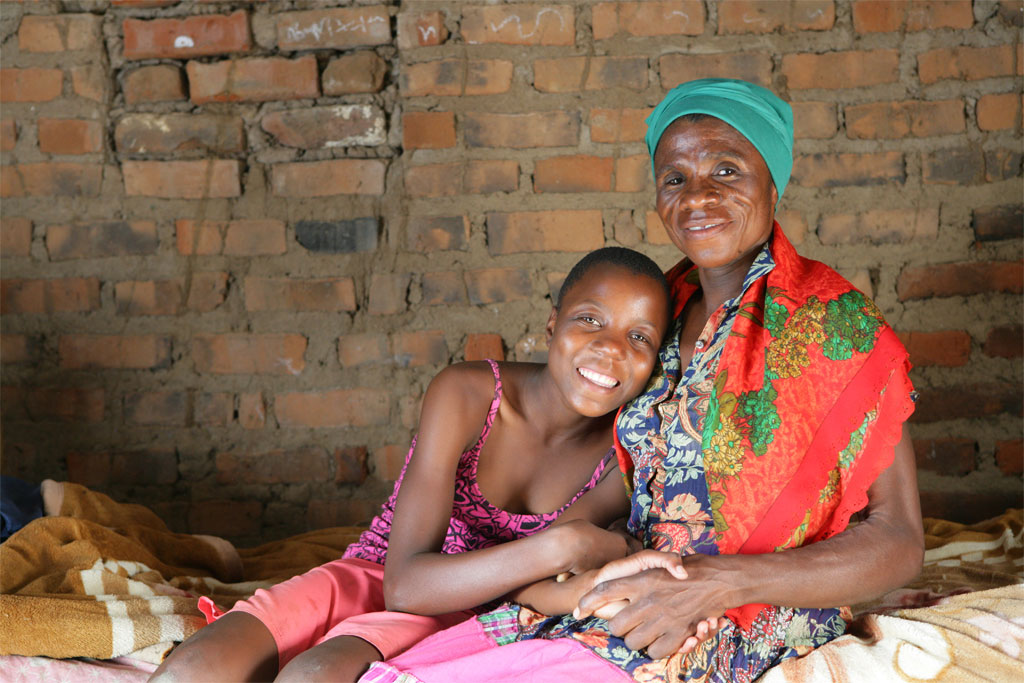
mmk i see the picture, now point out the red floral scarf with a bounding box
[615,226,915,628]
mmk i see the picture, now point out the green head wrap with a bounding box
[645,78,794,203]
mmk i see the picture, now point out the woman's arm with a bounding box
[383,364,631,616]
[576,424,924,658]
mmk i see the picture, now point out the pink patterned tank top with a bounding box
[344,359,613,565]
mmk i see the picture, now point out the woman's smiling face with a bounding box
[653,116,777,275]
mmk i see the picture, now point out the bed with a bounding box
[1,482,1020,681]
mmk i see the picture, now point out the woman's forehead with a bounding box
[654,116,763,167]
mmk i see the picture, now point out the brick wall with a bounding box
[1,0,1020,544]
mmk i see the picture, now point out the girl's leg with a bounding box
[276,635,382,683]
[150,612,278,682]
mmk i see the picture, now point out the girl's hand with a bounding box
[574,549,687,621]
[556,519,634,575]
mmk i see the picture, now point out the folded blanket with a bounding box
[0,482,363,663]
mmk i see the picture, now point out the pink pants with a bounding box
[204,557,474,668]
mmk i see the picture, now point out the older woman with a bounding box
[361,78,924,683]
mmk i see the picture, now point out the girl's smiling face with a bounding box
[653,116,777,276]
[545,264,669,418]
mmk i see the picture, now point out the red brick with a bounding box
[775,210,808,246]
[0,68,62,102]
[1,163,103,198]
[276,7,390,50]
[836,268,873,298]
[998,0,1024,26]
[615,154,649,192]
[1,119,15,151]
[217,447,328,484]
[187,56,319,104]
[188,500,262,538]
[1,334,30,364]
[123,11,251,60]
[983,324,1023,358]
[977,93,1021,131]
[338,333,389,367]
[718,0,834,33]
[465,333,505,362]
[913,438,977,476]
[194,334,307,376]
[263,105,385,149]
[984,148,1022,183]
[1,217,32,257]
[46,221,157,260]
[295,219,378,254]
[487,210,604,255]
[123,65,187,105]
[307,498,378,527]
[466,160,519,193]
[792,102,837,139]
[399,395,422,430]
[818,207,938,245]
[368,273,410,315]
[271,159,385,197]
[994,440,1023,476]
[921,147,985,185]
[122,160,240,198]
[373,444,409,481]
[70,65,105,102]
[65,452,110,487]
[333,446,369,485]
[124,391,187,426]
[407,216,469,252]
[405,161,518,198]
[392,330,448,368]
[323,52,388,95]
[276,388,390,428]
[646,210,673,245]
[852,0,973,32]
[897,330,972,367]
[1,278,100,314]
[534,156,613,193]
[37,118,104,155]
[783,50,899,89]
[421,271,467,306]
[912,383,1022,422]
[403,111,456,149]
[398,10,448,48]
[791,152,904,187]
[19,14,102,52]
[593,1,705,38]
[115,114,244,156]
[464,111,578,149]
[974,205,1023,242]
[244,277,356,312]
[176,219,286,256]
[59,334,171,370]
[846,100,964,139]
[590,108,652,143]
[25,387,104,423]
[461,4,574,45]
[2,386,26,421]
[897,261,1023,300]
[114,279,183,316]
[466,268,532,305]
[534,56,647,92]
[195,392,232,426]
[186,272,228,313]
[919,46,1016,84]
[400,59,514,97]
[111,450,177,486]
[660,52,772,88]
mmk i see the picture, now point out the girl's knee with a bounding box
[276,636,381,683]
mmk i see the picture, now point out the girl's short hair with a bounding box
[557,247,670,312]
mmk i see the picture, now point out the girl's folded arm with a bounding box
[383,364,584,616]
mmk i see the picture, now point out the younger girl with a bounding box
[151,247,672,683]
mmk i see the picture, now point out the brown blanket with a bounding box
[0,482,363,663]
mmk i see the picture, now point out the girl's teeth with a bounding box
[578,367,618,387]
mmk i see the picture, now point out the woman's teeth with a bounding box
[578,367,618,388]
[688,222,721,232]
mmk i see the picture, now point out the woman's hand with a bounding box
[575,553,733,659]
